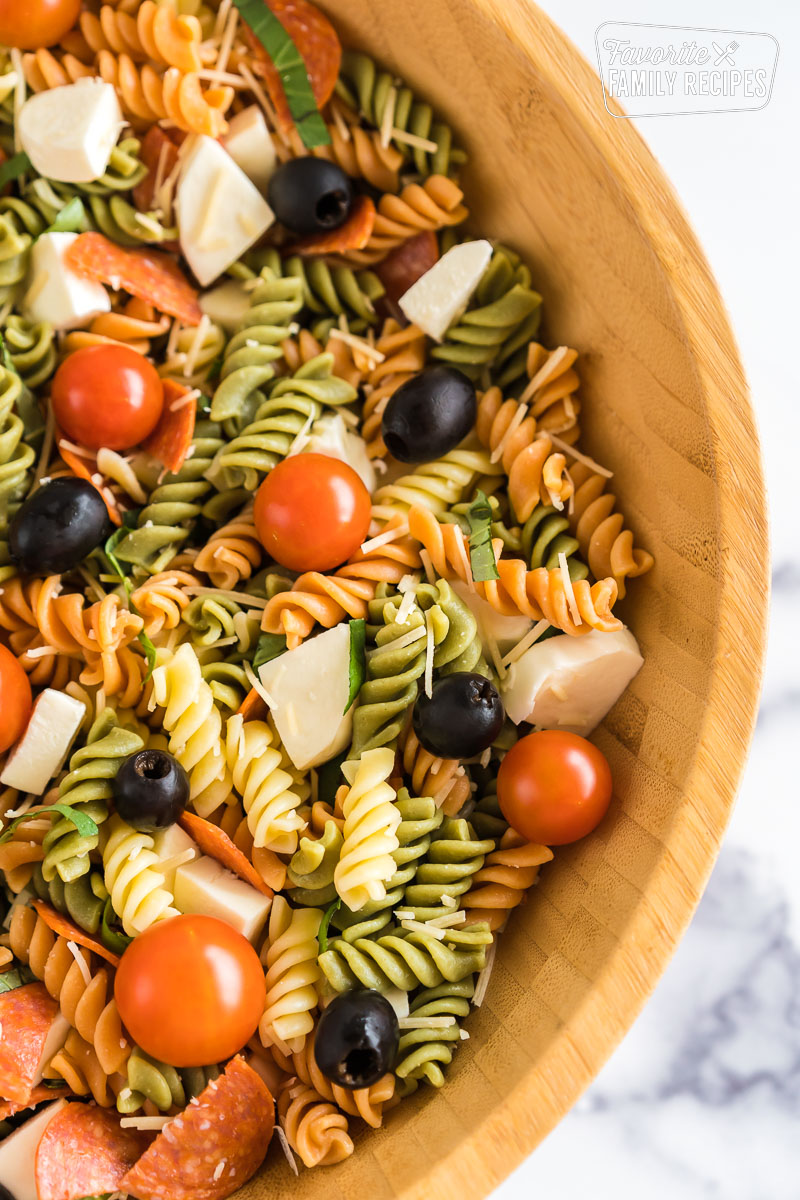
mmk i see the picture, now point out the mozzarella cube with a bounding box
[296,413,376,493]
[177,136,275,286]
[222,105,276,193]
[0,1101,68,1200]
[18,79,122,183]
[1,689,85,795]
[199,279,251,332]
[173,855,271,942]
[501,627,644,735]
[259,624,354,771]
[451,580,533,657]
[399,239,493,340]
[23,233,111,333]
[151,824,199,892]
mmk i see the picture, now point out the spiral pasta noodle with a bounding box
[461,828,553,931]
[277,1079,354,1169]
[31,862,108,936]
[398,724,471,817]
[0,212,33,308]
[361,319,427,459]
[520,503,588,579]
[394,977,474,1093]
[313,121,404,194]
[1,315,57,388]
[22,47,95,93]
[152,642,233,819]
[102,814,180,936]
[46,1029,120,1108]
[270,1025,395,1128]
[514,342,582,442]
[9,904,130,1076]
[225,714,306,856]
[193,502,263,590]
[0,363,35,583]
[371,447,502,525]
[62,299,171,356]
[0,817,49,894]
[475,386,573,519]
[319,920,493,994]
[568,461,655,599]
[348,176,469,267]
[287,819,344,909]
[259,896,323,1054]
[333,749,400,913]
[130,570,198,639]
[91,52,233,135]
[401,817,496,922]
[77,2,203,73]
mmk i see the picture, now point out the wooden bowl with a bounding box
[245,1,769,1196]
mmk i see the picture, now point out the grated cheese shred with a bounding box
[558,552,582,626]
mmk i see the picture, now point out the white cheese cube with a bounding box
[221,105,276,193]
[1,689,85,795]
[23,232,111,333]
[151,824,199,892]
[173,855,271,942]
[259,623,354,771]
[0,1101,68,1200]
[398,240,493,341]
[451,580,533,657]
[32,1013,71,1088]
[199,279,251,332]
[177,135,275,287]
[501,627,644,735]
[18,79,122,183]
[296,413,376,493]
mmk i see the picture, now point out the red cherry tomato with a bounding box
[114,915,265,1067]
[0,0,81,48]
[0,644,32,755]
[51,345,164,452]
[497,730,613,845]
[254,453,372,572]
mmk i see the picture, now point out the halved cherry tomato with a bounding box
[497,730,613,845]
[254,453,372,572]
[0,644,32,755]
[51,345,164,452]
[114,915,265,1068]
[0,0,81,49]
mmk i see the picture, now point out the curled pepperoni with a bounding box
[179,813,274,898]
[65,233,202,326]
[35,1102,152,1200]
[122,1057,274,1200]
[32,900,121,968]
[0,983,61,1105]
[142,380,197,475]
[243,0,341,134]
[377,230,440,305]
[287,194,375,256]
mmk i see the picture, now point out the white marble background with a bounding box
[495,1,800,1196]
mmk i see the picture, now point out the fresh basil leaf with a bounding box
[317,751,347,809]
[104,526,133,591]
[231,0,331,150]
[0,803,98,846]
[101,899,132,955]
[44,196,87,235]
[0,151,31,190]
[465,490,500,582]
[252,632,287,674]
[0,969,23,994]
[318,898,342,955]
[345,619,366,714]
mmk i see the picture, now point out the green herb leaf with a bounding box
[345,619,366,714]
[101,899,132,956]
[0,803,99,847]
[0,969,23,994]
[0,151,31,191]
[104,526,133,592]
[44,197,87,235]
[316,751,347,809]
[138,629,157,682]
[252,632,287,673]
[318,898,342,955]
[231,0,331,150]
[465,490,500,582]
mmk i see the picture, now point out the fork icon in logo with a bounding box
[712,39,739,65]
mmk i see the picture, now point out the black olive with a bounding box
[381,366,477,463]
[268,158,354,236]
[113,750,190,832]
[0,1186,15,1200]
[314,989,398,1090]
[9,477,112,575]
[413,672,505,759]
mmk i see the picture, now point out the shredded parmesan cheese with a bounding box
[182,316,210,378]
[65,942,92,990]
[484,631,506,680]
[274,1125,299,1176]
[380,86,398,149]
[369,624,426,656]
[472,939,496,1007]
[501,619,551,667]
[120,1115,174,1131]
[359,522,408,556]
[244,660,276,709]
[328,327,385,364]
[400,919,446,939]
[391,128,439,154]
[397,1016,456,1030]
[558,552,582,626]
[419,548,435,585]
[490,401,529,464]
[548,435,613,478]
[426,910,467,929]
[424,609,435,698]
[394,588,417,626]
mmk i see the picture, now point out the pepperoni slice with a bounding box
[133,126,181,214]
[178,813,274,898]
[142,380,197,474]
[35,1102,152,1200]
[0,1085,68,1121]
[287,194,375,256]
[243,0,341,134]
[377,230,440,305]
[122,1057,274,1200]
[237,685,269,723]
[0,983,61,1105]
[65,233,202,326]
[32,900,121,968]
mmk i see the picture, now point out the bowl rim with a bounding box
[396,3,770,1196]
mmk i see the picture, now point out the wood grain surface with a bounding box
[240,1,770,1196]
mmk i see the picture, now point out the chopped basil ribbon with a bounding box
[318,898,342,954]
[252,632,287,673]
[0,151,31,190]
[0,803,99,846]
[345,619,366,713]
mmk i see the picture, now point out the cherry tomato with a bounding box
[114,915,265,1067]
[51,345,164,452]
[497,730,613,845]
[254,453,372,572]
[0,0,81,49]
[0,644,32,755]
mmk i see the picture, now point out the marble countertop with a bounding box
[495,1,799,1196]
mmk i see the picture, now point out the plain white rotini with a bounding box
[259,896,323,1055]
[102,814,179,937]
[151,642,233,818]
[225,715,307,856]
[333,748,401,913]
